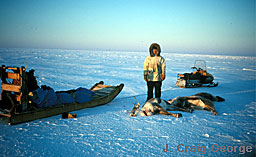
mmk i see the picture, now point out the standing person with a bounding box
[144,43,166,101]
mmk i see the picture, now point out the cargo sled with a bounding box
[176,60,218,88]
[0,65,124,125]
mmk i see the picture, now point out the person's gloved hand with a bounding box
[144,75,147,82]
[161,73,165,81]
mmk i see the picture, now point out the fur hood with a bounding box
[149,43,161,57]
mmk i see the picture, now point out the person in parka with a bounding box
[144,43,166,101]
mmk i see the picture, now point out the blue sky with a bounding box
[0,0,255,55]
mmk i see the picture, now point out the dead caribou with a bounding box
[130,92,225,117]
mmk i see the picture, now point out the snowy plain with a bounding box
[0,48,255,156]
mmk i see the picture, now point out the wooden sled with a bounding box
[0,66,124,125]
[1,81,123,125]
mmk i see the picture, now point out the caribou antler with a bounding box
[132,96,137,106]
[132,96,140,109]
[130,96,140,116]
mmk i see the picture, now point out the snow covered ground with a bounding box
[0,48,255,156]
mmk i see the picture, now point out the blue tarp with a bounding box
[56,92,75,105]
[74,87,95,104]
[32,87,58,108]
[32,87,95,108]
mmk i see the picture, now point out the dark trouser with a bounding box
[147,81,162,101]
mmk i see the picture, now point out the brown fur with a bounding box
[130,98,182,118]
[168,92,225,115]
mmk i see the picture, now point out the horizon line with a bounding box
[0,47,255,57]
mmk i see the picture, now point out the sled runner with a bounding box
[176,60,218,88]
[0,65,124,125]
